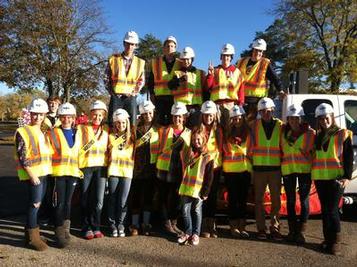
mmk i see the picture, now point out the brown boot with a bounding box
[27,227,48,251]
[201,218,210,238]
[295,222,306,244]
[208,218,218,238]
[229,220,240,238]
[238,219,249,238]
[55,226,69,248]
[164,220,176,235]
[63,220,71,241]
[171,220,184,236]
[330,233,342,256]
[286,221,296,242]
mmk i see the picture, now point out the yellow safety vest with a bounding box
[312,129,351,180]
[109,54,145,95]
[249,119,282,166]
[108,133,134,178]
[237,57,270,98]
[206,127,223,168]
[43,117,61,131]
[156,127,191,171]
[210,67,244,102]
[78,124,109,168]
[152,57,180,96]
[281,128,315,176]
[179,149,211,198]
[172,69,204,105]
[14,125,52,181]
[135,127,160,164]
[223,138,252,173]
[48,128,83,178]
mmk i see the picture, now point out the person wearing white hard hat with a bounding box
[147,36,180,126]
[223,105,252,238]
[281,104,315,244]
[47,102,82,248]
[106,30,145,127]
[206,43,245,130]
[156,102,191,236]
[107,108,135,238]
[129,100,159,236]
[237,38,284,120]
[169,47,207,128]
[312,103,353,255]
[78,100,109,240]
[248,97,284,241]
[14,98,51,251]
[198,101,223,238]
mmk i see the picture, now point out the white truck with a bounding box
[282,94,357,205]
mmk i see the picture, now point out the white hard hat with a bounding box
[28,98,49,113]
[90,100,107,112]
[113,108,130,122]
[171,102,188,116]
[165,35,177,46]
[287,104,305,117]
[180,47,195,59]
[257,97,275,111]
[252,38,267,51]
[58,103,76,116]
[201,100,217,114]
[123,31,139,44]
[139,100,155,115]
[221,43,235,55]
[229,105,245,118]
[315,103,334,118]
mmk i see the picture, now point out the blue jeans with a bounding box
[54,176,78,227]
[181,196,203,235]
[27,176,48,229]
[80,167,107,231]
[108,94,137,126]
[108,177,132,227]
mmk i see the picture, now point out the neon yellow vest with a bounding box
[135,127,160,164]
[210,67,243,102]
[172,69,204,105]
[206,128,223,168]
[44,116,61,131]
[108,133,134,178]
[223,139,252,173]
[152,57,179,96]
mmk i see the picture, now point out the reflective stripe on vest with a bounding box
[108,133,134,178]
[49,128,82,178]
[43,117,61,132]
[109,55,145,94]
[14,125,52,181]
[311,129,351,180]
[237,57,270,98]
[251,119,282,166]
[135,127,160,164]
[206,127,223,168]
[179,150,211,198]
[281,129,315,176]
[78,124,109,168]
[156,127,191,171]
[152,57,179,96]
[222,139,252,173]
[210,67,243,102]
[172,69,203,105]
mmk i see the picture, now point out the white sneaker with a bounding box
[190,234,199,246]
[177,234,190,245]
[118,225,125,237]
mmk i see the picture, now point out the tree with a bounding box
[136,33,163,63]
[276,0,357,92]
[0,0,112,101]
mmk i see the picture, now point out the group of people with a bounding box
[14,31,353,257]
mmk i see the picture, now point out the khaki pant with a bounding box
[253,170,281,232]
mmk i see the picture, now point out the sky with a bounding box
[0,0,278,95]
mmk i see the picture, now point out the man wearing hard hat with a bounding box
[168,47,206,127]
[106,31,145,126]
[206,43,245,130]
[237,39,284,120]
[147,36,180,126]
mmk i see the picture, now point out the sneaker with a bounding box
[177,234,190,245]
[118,225,125,237]
[93,230,104,238]
[110,226,118,238]
[239,230,250,239]
[84,230,94,240]
[270,230,283,241]
[190,234,200,246]
[129,225,139,236]
[257,231,267,240]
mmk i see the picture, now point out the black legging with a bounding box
[156,179,180,221]
[203,169,221,218]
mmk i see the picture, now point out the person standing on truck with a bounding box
[312,103,353,255]
[48,103,82,248]
[237,39,283,120]
[168,47,206,128]
[15,98,52,251]
[147,36,180,126]
[106,31,145,126]
[248,97,283,240]
[223,105,252,238]
[206,43,244,130]
[281,104,315,244]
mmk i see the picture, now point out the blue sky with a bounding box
[0,0,277,95]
